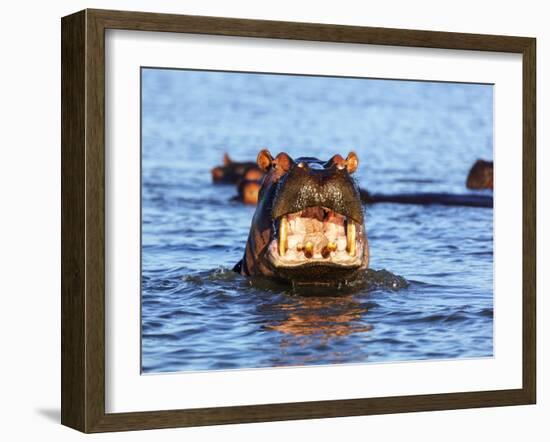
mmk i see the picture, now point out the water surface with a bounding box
[141,69,493,373]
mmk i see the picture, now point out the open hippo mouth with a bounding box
[268,206,365,269]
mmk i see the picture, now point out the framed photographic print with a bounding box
[61,9,536,433]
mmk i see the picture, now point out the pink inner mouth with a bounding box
[269,206,362,265]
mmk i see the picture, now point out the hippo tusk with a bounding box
[279,216,289,255]
[346,222,356,256]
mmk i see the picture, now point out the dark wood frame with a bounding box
[61,8,536,433]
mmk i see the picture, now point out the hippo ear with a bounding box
[346,152,359,174]
[257,149,274,171]
[223,153,232,166]
[328,154,346,170]
[274,152,294,172]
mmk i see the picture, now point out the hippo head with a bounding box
[211,153,261,184]
[236,149,368,285]
[237,179,262,205]
[466,159,494,190]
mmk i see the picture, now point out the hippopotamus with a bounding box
[233,178,263,205]
[230,167,265,205]
[211,153,264,184]
[466,159,493,190]
[360,188,493,208]
[234,149,369,286]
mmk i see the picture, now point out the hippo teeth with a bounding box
[321,242,336,258]
[346,223,356,256]
[274,207,360,264]
[278,216,289,255]
[304,241,314,258]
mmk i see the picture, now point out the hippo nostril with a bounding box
[308,162,324,170]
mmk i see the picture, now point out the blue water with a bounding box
[141,68,493,373]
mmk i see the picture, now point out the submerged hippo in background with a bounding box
[466,159,493,190]
[234,149,369,286]
[360,189,493,208]
[211,153,264,184]
[230,167,265,205]
[233,178,263,205]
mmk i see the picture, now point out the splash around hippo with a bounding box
[234,149,369,286]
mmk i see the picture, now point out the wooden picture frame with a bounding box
[61,8,536,433]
